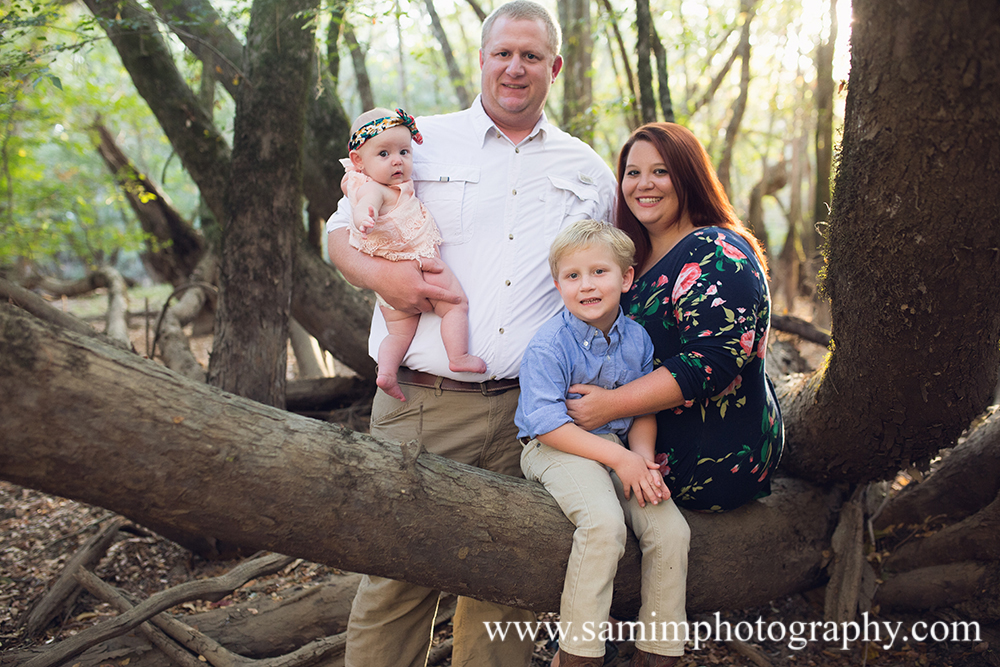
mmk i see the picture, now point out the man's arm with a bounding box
[327,227,460,314]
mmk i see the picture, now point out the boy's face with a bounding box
[349,125,414,186]
[554,244,634,335]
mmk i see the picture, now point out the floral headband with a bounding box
[348,108,423,152]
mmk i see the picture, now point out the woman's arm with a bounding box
[566,366,686,432]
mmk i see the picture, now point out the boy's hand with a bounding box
[614,449,665,508]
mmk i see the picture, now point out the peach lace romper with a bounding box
[341,164,444,309]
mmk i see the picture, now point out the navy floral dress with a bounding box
[627,227,783,512]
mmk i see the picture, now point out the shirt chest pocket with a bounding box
[413,163,481,245]
[542,175,605,240]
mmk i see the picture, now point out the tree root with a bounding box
[22,552,293,667]
[877,405,1000,529]
[21,517,126,637]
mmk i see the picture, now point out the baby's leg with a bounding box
[425,264,486,374]
[377,305,419,401]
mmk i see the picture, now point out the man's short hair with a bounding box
[549,219,636,279]
[481,0,561,57]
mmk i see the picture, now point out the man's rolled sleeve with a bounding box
[515,345,573,439]
[326,195,351,234]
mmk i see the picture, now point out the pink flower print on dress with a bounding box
[655,274,670,287]
[715,232,748,260]
[740,330,755,356]
[757,328,768,359]
[672,262,702,301]
[711,297,726,307]
[720,374,742,396]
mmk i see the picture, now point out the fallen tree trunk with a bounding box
[0,302,835,616]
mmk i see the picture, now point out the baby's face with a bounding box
[354,125,414,186]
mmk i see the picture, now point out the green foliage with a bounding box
[1,2,198,279]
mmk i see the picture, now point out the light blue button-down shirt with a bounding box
[515,307,654,442]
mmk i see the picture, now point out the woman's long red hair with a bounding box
[615,122,768,274]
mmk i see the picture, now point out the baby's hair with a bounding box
[350,107,396,136]
[549,219,635,279]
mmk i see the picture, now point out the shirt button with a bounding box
[515,147,520,153]
[509,234,514,240]
[499,328,505,334]
[512,189,517,195]
[583,341,589,348]
[505,280,511,286]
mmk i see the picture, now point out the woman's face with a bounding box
[621,140,681,231]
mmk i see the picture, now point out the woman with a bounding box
[567,123,783,512]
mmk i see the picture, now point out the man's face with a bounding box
[479,16,562,137]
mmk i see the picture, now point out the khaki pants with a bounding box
[520,436,690,658]
[345,384,535,667]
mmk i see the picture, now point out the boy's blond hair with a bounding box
[548,219,635,279]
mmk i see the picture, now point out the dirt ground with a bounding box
[1,480,996,666]
[2,295,997,666]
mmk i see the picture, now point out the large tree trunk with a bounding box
[207,0,319,407]
[559,0,594,140]
[780,0,1000,484]
[0,302,836,617]
[85,0,368,381]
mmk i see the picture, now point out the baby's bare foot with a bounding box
[377,373,407,401]
[449,354,487,374]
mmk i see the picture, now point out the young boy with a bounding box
[515,219,688,667]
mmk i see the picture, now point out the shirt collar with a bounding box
[561,307,627,350]
[471,95,550,147]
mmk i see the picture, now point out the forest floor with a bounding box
[2,292,997,666]
[1,477,995,666]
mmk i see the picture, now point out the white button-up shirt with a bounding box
[327,96,616,380]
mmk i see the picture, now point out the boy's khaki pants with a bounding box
[520,436,690,659]
[345,384,535,667]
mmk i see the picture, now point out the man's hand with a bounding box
[328,228,461,315]
[378,258,461,314]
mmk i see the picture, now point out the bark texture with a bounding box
[0,303,836,617]
[876,406,1000,529]
[559,0,593,140]
[207,0,319,407]
[782,0,1000,484]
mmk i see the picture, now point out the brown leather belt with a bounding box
[396,367,519,396]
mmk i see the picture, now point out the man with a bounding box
[327,2,617,665]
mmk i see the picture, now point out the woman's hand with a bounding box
[566,384,617,431]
